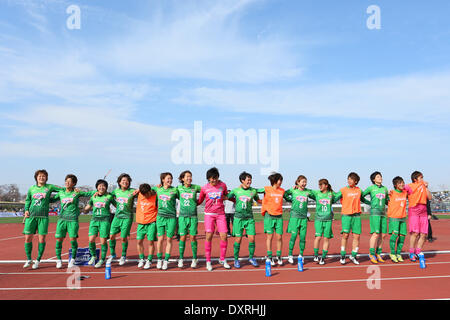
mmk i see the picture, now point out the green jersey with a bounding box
[111,188,136,219]
[24,184,63,218]
[52,190,95,221]
[309,190,339,221]
[153,186,179,218]
[284,188,315,219]
[227,187,260,219]
[177,184,201,217]
[362,184,389,216]
[89,193,115,221]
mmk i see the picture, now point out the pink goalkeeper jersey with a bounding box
[198,181,228,215]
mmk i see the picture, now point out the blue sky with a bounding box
[0,0,449,193]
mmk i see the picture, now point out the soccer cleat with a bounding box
[95,259,104,268]
[376,254,385,263]
[68,258,75,268]
[178,259,184,268]
[234,260,241,268]
[144,259,151,269]
[206,261,213,271]
[119,256,126,266]
[138,259,145,268]
[276,256,283,266]
[319,257,325,265]
[349,256,360,265]
[369,254,378,264]
[270,258,276,266]
[248,258,258,267]
[56,260,63,269]
[340,256,346,265]
[32,260,40,269]
[396,254,404,262]
[219,259,231,269]
[88,256,96,266]
[191,259,198,269]
[156,259,163,269]
[23,260,32,268]
[409,253,417,262]
[389,254,398,263]
[162,260,168,270]
[287,255,294,264]
[313,255,319,262]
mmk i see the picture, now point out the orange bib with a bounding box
[387,190,407,219]
[261,186,285,216]
[340,186,362,215]
[136,193,157,224]
[407,182,428,207]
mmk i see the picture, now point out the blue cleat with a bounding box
[248,258,259,267]
[234,260,241,268]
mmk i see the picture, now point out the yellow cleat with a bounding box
[376,254,385,263]
[389,254,398,263]
[369,254,378,264]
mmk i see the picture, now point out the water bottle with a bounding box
[265,259,271,277]
[105,261,111,279]
[297,256,303,272]
[419,253,426,269]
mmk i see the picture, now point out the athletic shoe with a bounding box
[206,261,213,271]
[144,259,151,269]
[389,254,398,263]
[32,260,40,269]
[162,260,168,270]
[178,259,184,268]
[156,259,163,269]
[95,259,104,268]
[56,259,63,269]
[191,259,198,268]
[270,258,275,266]
[68,258,75,268]
[396,254,404,262]
[369,254,378,264]
[376,254,385,263]
[313,255,319,262]
[219,259,231,269]
[119,256,126,266]
[138,259,145,268]
[23,260,32,268]
[287,255,294,264]
[319,257,325,265]
[234,260,241,268]
[340,256,346,265]
[276,256,283,266]
[88,256,96,266]
[349,256,360,265]
[248,258,258,267]
[409,253,417,262]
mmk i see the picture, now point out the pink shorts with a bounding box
[408,205,428,234]
[204,214,228,234]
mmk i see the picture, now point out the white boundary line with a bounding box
[1,274,450,291]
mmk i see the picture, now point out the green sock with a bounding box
[233,242,240,260]
[89,242,97,258]
[397,235,405,254]
[157,253,163,260]
[55,241,63,260]
[289,233,297,255]
[164,253,170,261]
[248,242,255,259]
[322,250,328,259]
[191,240,198,259]
[70,240,78,259]
[139,253,145,259]
[369,248,376,255]
[37,242,46,261]
[314,248,319,256]
[109,239,116,257]
[121,241,128,257]
[25,242,32,260]
[377,247,383,254]
[147,254,153,261]
[267,251,272,259]
[390,234,398,255]
[340,250,346,257]
[101,243,108,260]
[276,250,282,258]
[179,241,186,259]
[351,250,358,258]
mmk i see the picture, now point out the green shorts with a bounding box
[370,215,387,234]
[55,219,79,238]
[233,217,256,237]
[264,214,283,235]
[178,216,198,236]
[89,219,111,239]
[110,217,133,238]
[156,216,177,238]
[287,217,308,234]
[314,220,333,238]
[136,222,157,241]
[389,218,407,236]
[341,213,362,235]
[23,217,49,236]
